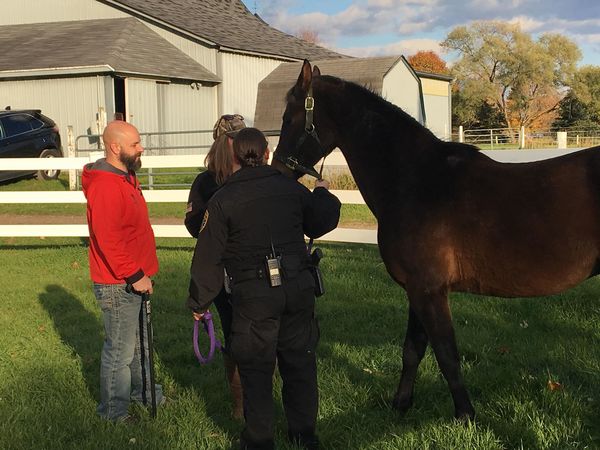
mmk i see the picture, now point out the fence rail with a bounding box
[0,147,593,242]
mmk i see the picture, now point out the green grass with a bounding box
[0,238,598,449]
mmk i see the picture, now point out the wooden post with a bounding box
[67,126,77,191]
[519,126,525,149]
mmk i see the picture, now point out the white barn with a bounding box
[0,0,343,150]
[1,1,451,151]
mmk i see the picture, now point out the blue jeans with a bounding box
[94,283,163,421]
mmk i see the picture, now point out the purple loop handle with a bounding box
[193,311,222,364]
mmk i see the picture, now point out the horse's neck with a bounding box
[328,91,438,217]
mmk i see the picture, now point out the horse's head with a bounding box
[272,60,337,179]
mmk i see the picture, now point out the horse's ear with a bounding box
[296,59,312,93]
[312,65,321,77]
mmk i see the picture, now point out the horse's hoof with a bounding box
[454,409,476,423]
[391,396,413,415]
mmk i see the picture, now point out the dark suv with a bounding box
[0,109,63,182]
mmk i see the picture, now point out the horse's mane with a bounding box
[317,75,438,141]
[286,72,480,158]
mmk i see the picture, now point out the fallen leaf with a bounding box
[547,380,562,391]
[497,346,510,355]
[70,261,80,269]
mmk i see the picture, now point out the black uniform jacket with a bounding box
[187,165,341,312]
[184,170,220,238]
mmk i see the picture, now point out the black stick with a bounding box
[142,291,157,418]
[127,284,157,418]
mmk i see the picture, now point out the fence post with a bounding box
[67,126,76,191]
[147,133,154,190]
[458,125,464,143]
[557,131,567,149]
[519,126,525,149]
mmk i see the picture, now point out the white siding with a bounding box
[159,82,216,154]
[0,0,126,25]
[126,78,159,134]
[382,63,423,124]
[220,53,283,126]
[0,76,108,148]
[143,23,218,75]
[420,78,451,140]
[423,95,451,140]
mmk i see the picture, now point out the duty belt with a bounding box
[228,255,310,285]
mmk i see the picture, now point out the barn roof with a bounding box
[254,56,411,131]
[103,0,345,60]
[0,18,220,83]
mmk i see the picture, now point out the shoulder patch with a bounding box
[199,210,209,233]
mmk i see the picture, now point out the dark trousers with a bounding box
[229,270,319,449]
[212,287,233,351]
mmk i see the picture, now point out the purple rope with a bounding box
[193,311,222,364]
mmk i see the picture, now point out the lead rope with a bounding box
[193,311,222,364]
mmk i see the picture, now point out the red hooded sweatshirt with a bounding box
[82,159,158,284]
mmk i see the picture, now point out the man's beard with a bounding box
[120,153,142,172]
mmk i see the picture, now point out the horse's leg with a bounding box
[409,288,475,421]
[392,306,429,414]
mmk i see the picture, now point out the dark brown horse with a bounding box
[272,60,600,421]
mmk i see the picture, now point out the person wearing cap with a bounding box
[187,128,341,450]
[185,114,246,419]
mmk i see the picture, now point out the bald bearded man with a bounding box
[83,121,164,422]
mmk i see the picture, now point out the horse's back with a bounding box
[379,143,600,297]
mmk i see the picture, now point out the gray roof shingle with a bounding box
[105,0,345,60]
[0,18,220,82]
[254,56,407,131]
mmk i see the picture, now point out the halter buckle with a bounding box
[305,96,314,111]
[285,157,299,170]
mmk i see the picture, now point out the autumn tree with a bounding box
[296,28,320,45]
[408,51,449,75]
[441,21,581,132]
[553,66,600,129]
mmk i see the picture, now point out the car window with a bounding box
[0,114,44,138]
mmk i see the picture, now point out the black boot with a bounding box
[288,432,319,450]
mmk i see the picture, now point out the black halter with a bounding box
[275,84,327,180]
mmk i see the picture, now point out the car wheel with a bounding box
[37,148,62,180]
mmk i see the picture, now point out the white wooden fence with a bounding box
[0,147,587,243]
[0,151,377,243]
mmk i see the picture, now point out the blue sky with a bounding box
[243,0,600,66]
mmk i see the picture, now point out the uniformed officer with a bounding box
[187,127,341,450]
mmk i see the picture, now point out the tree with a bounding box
[296,28,320,45]
[553,66,600,130]
[441,21,581,132]
[408,51,449,75]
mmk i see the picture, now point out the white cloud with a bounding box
[256,0,600,66]
[338,38,443,58]
[506,15,544,32]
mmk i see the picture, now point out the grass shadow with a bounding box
[39,284,103,400]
